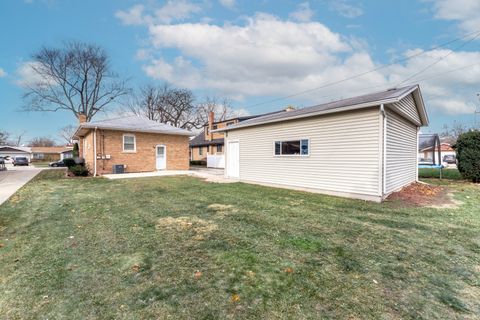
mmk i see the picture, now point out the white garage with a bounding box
[0,146,32,162]
[217,85,429,202]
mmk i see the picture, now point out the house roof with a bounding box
[214,85,428,132]
[31,146,73,154]
[73,115,193,138]
[189,130,224,147]
[420,143,454,152]
[0,146,32,153]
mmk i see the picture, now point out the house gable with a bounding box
[387,93,422,126]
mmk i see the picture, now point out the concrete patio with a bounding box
[103,167,234,183]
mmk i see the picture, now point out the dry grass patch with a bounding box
[155,216,218,240]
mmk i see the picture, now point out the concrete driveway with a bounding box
[0,165,43,205]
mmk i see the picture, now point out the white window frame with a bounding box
[273,138,310,157]
[123,134,136,153]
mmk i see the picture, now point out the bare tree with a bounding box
[10,131,26,146]
[58,125,77,144]
[129,84,198,129]
[128,85,163,121]
[0,130,9,145]
[440,121,473,143]
[22,41,129,122]
[29,137,57,147]
[196,95,236,125]
[128,86,241,130]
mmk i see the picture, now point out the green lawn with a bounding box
[419,168,463,180]
[0,170,479,319]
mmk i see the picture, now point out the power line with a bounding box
[266,62,480,111]
[244,29,480,110]
[397,31,480,86]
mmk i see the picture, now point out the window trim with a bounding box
[273,138,310,157]
[122,134,136,153]
[199,146,203,155]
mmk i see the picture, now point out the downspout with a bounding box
[380,104,386,197]
[93,127,98,177]
[415,127,419,182]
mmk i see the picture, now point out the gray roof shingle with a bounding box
[216,85,424,131]
[76,115,193,136]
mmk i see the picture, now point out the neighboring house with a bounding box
[216,85,429,202]
[0,146,32,161]
[31,146,74,162]
[190,110,285,167]
[419,143,455,163]
[73,115,192,175]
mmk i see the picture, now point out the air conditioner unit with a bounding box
[112,164,125,174]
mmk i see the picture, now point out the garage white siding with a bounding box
[385,109,417,194]
[390,94,421,125]
[226,108,382,198]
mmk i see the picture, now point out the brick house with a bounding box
[73,115,192,175]
[190,110,286,163]
[31,146,74,162]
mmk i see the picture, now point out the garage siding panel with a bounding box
[389,94,421,125]
[226,108,381,197]
[385,109,417,194]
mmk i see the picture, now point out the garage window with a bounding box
[274,139,309,156]
[123,134,136,152]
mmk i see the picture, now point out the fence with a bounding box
[207,154,225,169]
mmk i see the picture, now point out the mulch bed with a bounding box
[386,182,450,207]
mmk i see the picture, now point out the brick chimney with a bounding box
[78,113,87,124]
[208,111,214,140]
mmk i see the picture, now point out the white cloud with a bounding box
[15,61,57,87]
[428,0,480,33]
[330,1,363,18]
[115,4,146,26]
[115,0,201,26]
[0,68,7,78]
[126,11,480,116]
[289,2,314,22]
[219,0,235,9]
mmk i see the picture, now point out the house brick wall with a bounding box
[81,129,189,174]
[204,119,238,141]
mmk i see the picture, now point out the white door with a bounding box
[227,141,239,178]
[156,145,166,170]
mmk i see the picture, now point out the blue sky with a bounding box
[1,0,480,144]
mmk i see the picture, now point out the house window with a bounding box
[199,147,203,155]
[213,124,218,130]
[274,139,309,156]
[217,145,223,153]
[123,134,136,152]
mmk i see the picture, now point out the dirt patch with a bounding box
[387,182,458,208]
[155,216,218,240]
[207,203,238,217]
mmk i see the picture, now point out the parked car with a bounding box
[49,159,67,167]
[13,156,29,166]
[443,154,456,164]
[2,156,13,164]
